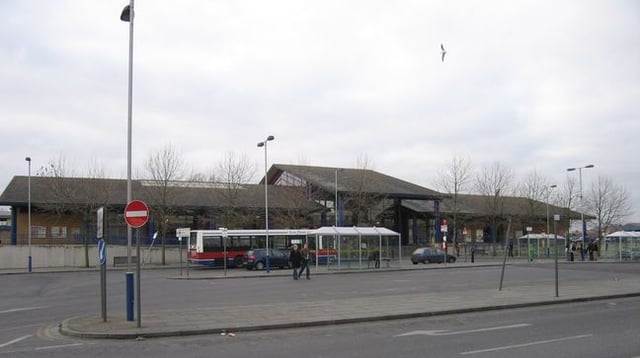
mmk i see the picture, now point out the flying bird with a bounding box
[440,43,447,62]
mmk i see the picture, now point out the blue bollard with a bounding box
[126,272,134,321]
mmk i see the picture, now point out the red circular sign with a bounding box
[124,200,149,228]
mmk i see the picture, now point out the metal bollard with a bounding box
[126,272,134,321]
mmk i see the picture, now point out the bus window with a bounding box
[202,235,222,252]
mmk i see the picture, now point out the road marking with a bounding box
[395,323,531,337]
[0,306,48,314]
[0,335,32,348]
[35,343,84,351]
[460,334,593,355]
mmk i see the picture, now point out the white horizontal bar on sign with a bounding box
[125,210,148,217]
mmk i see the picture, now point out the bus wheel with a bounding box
[234,256,243,268]
[256,261,265,271]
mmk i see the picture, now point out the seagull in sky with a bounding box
[440,43,447,62]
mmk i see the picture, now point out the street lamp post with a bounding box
[566,164,595,242]
[546,184,557,256]
[334,169,339,226]
[25,157,32,273]
[257,135,274,273]
[120,1,136,323]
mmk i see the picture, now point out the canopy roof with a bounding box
[606,231,640,238]
[519,233,567,240]
[310,226,400,237]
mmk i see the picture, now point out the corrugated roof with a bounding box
[270,164,444,200]
[0,176,322,211]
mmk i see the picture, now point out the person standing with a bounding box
[289,244,302,280]
[298,243,311,279]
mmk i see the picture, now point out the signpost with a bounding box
[98,238,107,322]
[124,200,149,328]
[441,219,448,265]
[176,228,190,276]
[97,207,107,322]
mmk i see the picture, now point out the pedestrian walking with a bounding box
[369,249,380,268]
[298,243,311,279]
[508,242,514,257]
[289,244,302,280]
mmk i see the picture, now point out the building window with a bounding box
[32,226,46,239]
[52,226,67,239]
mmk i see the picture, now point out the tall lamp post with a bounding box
[545,184,557,256]
[257,135,274,273]
[567,164,594,242]
[334,169,339,226]
[121,1,136,323]
[25,157,32,273]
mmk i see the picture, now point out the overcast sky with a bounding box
[1,1,638,222]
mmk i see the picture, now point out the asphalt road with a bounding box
[1,262,639,357]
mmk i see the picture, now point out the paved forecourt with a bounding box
[58,260,640,339]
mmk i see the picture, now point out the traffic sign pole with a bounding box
[123,200,149,327]
[98,238,107,322]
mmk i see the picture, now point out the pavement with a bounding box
[0,260,640,339]
[8,259,640,340]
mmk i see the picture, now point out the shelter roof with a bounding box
[310,226,400,236]
[606,231,640,238]
[519,233,567,240]
[269,164,444,201]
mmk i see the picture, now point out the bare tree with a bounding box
[343,155,383,226]
[214,151,257,229]
[517,169,550,231]
[140,144,186,265]
[37,155,115,267]
[436,153,473,244]
[474,161,515,243]
[273,185,316,229]
[585,175,632,240]
[555,176,578,238]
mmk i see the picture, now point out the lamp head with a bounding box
[25,157,31,162]
[550,184,557,188]
[585,164,594,169]
[120,5,131,22]
[266,135,275,141]
[566,167,576,172]
[257,142,265,148]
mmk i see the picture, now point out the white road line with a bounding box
[396,323,531,337]
[0,323,41,333]
[460,334,593,355]
[35,343,84,351]
[0,306,48,314]
[0,335,32,349]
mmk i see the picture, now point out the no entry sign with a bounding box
[124,200,149,228]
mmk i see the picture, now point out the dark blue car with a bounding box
[242,249,291,270]
[411,247,456,264]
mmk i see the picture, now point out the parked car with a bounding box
[242,249,291,270]
[411,247,456,264]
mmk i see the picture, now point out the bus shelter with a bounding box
[518,233,567,260]
[306,226,401,270]
[605,231,640,261]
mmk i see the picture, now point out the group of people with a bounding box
[568,240,599,261]
[289,243,311,280]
